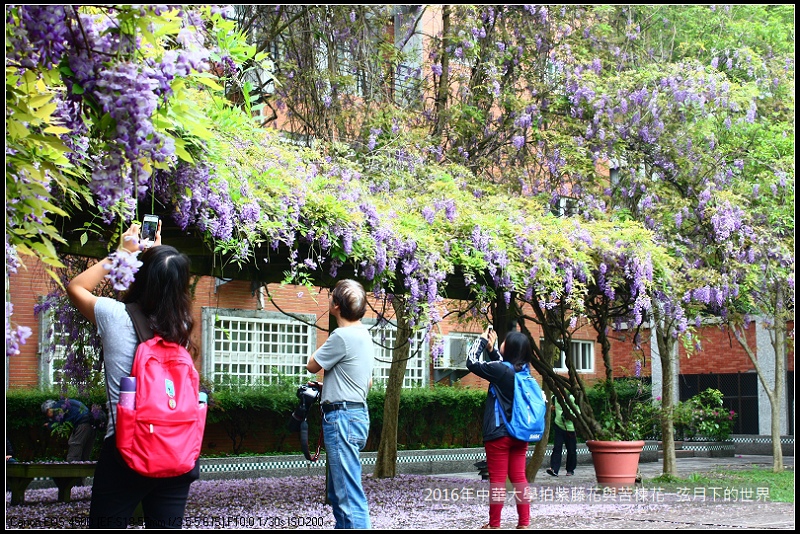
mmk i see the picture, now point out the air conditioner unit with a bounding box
[437,334,475,369]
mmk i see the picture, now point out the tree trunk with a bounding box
[526,383,552,483]
[373,297,411,478]
[433,5,450,138]
[655,317,678,478]
[525,336,558,482]
[770,293,785,472]
[732,292,785,474]
[769,302,786,473]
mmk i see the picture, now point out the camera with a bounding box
[288,382,322,432]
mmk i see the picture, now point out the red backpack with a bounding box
[113,303,207,477]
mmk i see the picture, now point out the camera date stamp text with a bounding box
[7,515,326,529]
[182,515,325,528]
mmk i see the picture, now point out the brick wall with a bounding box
[680,323,755,374]
[7,258,53,388]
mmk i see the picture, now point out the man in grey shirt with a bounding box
[307,279,374,529]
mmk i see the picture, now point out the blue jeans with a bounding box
[322,405,371,529]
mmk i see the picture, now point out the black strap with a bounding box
[105,302,153,436]
[300,404,324,462]
[125,302,154,342]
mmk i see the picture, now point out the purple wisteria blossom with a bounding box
[103,250,143,291]
[6,303,33,358]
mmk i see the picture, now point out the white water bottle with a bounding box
[119,376,136,410]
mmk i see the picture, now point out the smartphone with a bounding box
[487,324,494,333]
[140,214,160,247]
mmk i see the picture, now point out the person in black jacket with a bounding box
[466,327,534,530]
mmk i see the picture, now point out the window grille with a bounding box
[38,311,67,389]
[203,308,317,387]
[37,310,102,390]
[365,319,428,388]
[550,196,579,217]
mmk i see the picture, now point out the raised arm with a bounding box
[66,221,160,324]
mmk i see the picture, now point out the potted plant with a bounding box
[580,377,649,486]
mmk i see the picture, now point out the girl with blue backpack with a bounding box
[467,328,540,529]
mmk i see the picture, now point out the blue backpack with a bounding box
[490,362,546,442]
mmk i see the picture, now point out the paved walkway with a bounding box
[431,455,794,529]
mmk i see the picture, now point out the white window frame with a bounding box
[436,332,479,369]
[38,310,68,389]
[365,318,428,388]
[552,339,594,373]
[551,196,579,217]
[38,308,103,390]
[202,308,318,387]
[393,6,423,105]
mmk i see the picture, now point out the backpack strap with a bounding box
[490,361,517,427]
[125,302,154,342]
[105,303,151,438]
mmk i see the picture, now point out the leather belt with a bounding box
[321,401,367,413]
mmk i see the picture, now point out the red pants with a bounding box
[485,436,530,528]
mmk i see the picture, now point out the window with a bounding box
[38,311,68,389]
[550,196,579,217]
[435,332,479,369]
[545,59,566,96]
[552,339,594,373]
[365,319,428,388]
[38,309,103,390]
[393,6,423,105]
[203,308,318,387]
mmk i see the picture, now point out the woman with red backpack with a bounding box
[68,221,200,529]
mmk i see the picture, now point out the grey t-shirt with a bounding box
[94,297,139,438]
[313,323,374,404]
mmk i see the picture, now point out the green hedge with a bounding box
[6,388,109,461]
[6,384,487,460]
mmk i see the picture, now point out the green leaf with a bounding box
[32,102,57,119]
[174,139,195,163]
[43,125,71,135]
[7,121,29,139]
[194,76,224,91]
[27,94,53,108]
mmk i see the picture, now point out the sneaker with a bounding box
[546,468,558,477]
[566,471,574,476]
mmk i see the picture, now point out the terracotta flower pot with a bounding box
[586,440,645,487]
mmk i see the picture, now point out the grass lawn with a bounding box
[647,466,794,503]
